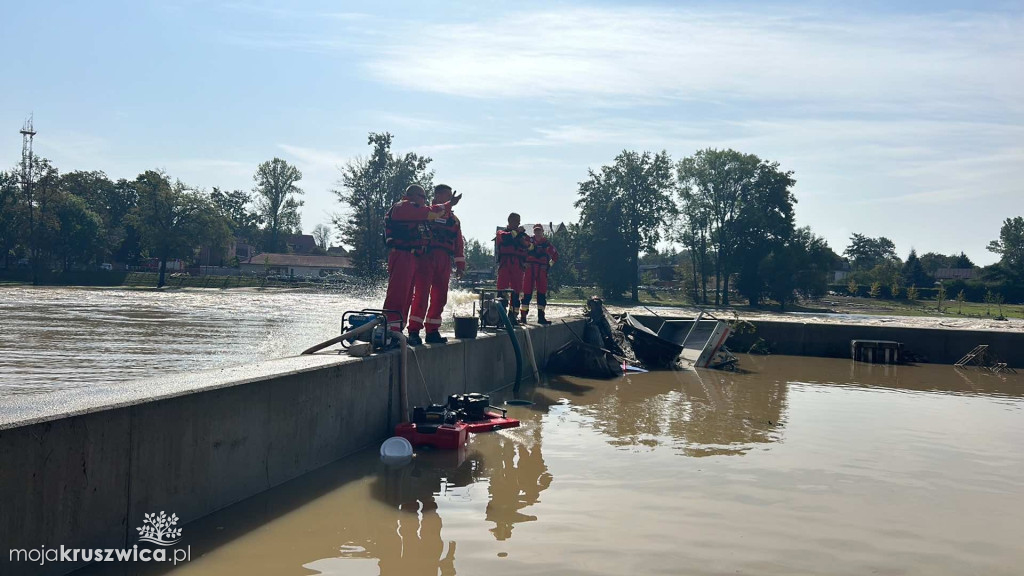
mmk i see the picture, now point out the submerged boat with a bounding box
[621,313,734,369]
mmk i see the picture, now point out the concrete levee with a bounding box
[0,321,582,576]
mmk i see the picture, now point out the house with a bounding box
[240,253,353,278]
[934,268,976,280]
[638,264,677,285]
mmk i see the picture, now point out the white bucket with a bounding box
[380,436,414,459]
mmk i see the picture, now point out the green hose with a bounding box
[495,303,523,392]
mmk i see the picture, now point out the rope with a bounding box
[408,347,433,404]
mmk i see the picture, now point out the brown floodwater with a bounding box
[80,356,1024,576]
[0,286,520,396]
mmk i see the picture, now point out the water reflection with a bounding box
[535,367,788,457]
[483,421,552,541]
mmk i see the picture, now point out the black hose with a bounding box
[495,304,523,392]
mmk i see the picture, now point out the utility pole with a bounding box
[19,115,38,285]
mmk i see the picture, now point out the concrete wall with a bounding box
[726,320,1024,366]
[0,322,581,576]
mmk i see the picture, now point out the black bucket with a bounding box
[453,316,479,339]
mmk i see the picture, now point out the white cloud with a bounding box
[363,7,1024,112]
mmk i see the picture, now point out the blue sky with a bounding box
[2,0,1021,264]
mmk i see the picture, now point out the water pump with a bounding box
[341,309,398,352]
[478,291,508,329]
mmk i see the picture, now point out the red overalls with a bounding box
[409,212,465,334]
[521,238,559,322]
[495,227,531,317]
[382,199,449,332]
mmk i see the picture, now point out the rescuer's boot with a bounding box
[520,310,529,324]
[406,331,422,346]
[425,331,448,344]
[538,311,552,325]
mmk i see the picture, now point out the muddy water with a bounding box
[0,286,519,395]
[82,356,1024,576]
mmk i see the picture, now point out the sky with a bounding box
[1,0,1021,265]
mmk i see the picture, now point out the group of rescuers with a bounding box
[381,183,560,345]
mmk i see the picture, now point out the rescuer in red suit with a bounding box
[407,184,466,345]
[495,213,531,323]
[521,224,559,325]
[382,185,458,335]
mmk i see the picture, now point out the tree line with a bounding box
[4,131,1020,306]
[0,156,306,287]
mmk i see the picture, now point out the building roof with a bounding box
[244,253,352,268]
[935,267,976,280]
[284,234,318,253]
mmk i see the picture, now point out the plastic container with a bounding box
[380,436,414,459]
[453,316,479,339]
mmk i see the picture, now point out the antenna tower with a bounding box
[20,114,36,188]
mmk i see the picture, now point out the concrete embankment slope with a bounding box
[0,321,582,576]
[728,320,1024,366]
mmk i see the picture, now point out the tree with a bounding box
[0,170,22,268]
[890,277,902,299]
[677,149,796,306]
[956,289,965,314]
[333,132,434,278]
[847,278,858,296]
[53,194,103,270]
[920,251,974,274]
[987,216,1024,281]
[844,233,898,271]
[576,149,674,301]
[869,281,882,298]
[253,158,303,253]
[758,227,835,309]
[901,249,930,288]
[131,171,228,287]
[935,282,946,312]
[907,284,919,302]
[464,238,494,271]
[546,223,583,292]
[311,223,333,250]
[211,187,262,240]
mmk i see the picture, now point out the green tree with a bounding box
[956,289,965,314]
[0,170,23,269]
[901,248,930,287]
[890,278,902,299]
[869,281,881,298]
[847,278,858,296]
[211,187,262,240]
[464,238,494,272]
[576,149,674,301]
[333,132,434,278]
[546,223,582,292]
[844,233,898,271]
[131,171,228,287]
[53,194,103,270]
[759,227,835,310]
[935,283,946,312]
[677,148,796,306]
[907,284,919,302]
[253,158,303,253]
[987,216,1024,283]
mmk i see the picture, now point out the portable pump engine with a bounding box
[448,393,506,421]
[340,308,398,352]
[478,291,508,329]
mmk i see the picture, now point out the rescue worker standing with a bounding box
[407,184,466,345]
[495,213,531,323]
[521,224,559,325]
[382,185,458,335]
